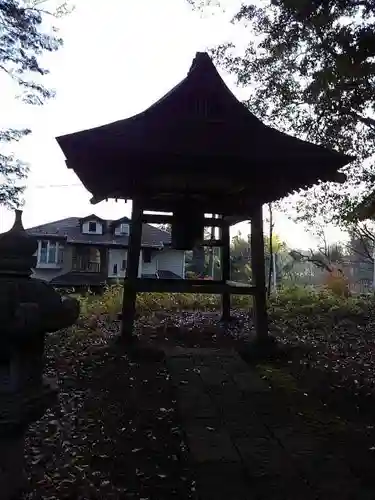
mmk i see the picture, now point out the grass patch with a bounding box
[257,363,348,433]
[76,284,254,320]
[257,364,299,393]
[74,283,375,326]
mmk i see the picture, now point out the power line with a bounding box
[27,183,82,189]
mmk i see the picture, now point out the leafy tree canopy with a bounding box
[0,0,71,208]
[230,230,286,282]
[188,0,375,226]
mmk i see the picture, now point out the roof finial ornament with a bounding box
[188,51,214,75]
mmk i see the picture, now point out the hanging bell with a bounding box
[171,205,204,251]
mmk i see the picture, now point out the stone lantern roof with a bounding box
[0,210,38,276]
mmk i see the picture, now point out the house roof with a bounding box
[80,213,106,223]
[26,216,171,247]
[50,271,107,287]
[141,270,181,279]
[50,269,182,287]
[157,270,181,279]
[56,51,353,216]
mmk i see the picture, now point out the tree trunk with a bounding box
[192,246,205,277]
[267,203,273,298]
[251,204,268,340]
[207,214,216,278]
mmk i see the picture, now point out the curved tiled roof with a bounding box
[56,51,353,213]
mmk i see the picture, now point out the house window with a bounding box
[39,241,48,263]
[113,264,118,275]
[115,223,129,236]
[121,259,127,271]
[143,248,152,263]
[57,244,64,264]
[38,240,62,265]
[88,221,97,233]
[47,241,57,263]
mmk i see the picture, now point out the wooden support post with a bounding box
[250,204,268,341]
[121,198,143,341]
[220,221,231,321]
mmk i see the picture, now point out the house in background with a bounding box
[26,214,185,288]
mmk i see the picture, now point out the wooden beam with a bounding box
[129,188,260,215]
[121,199,143,341]
[141,213,226,226]
[250,204,268,341]
[134,278,256,295]
[220,222,231,321]
[203,239,223,247]
[141,214,172,224]
[225,216,248,226]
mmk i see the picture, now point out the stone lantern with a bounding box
[0,210,80,500]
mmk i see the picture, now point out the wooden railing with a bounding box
[134,278,255,295]
[72,259,101,273]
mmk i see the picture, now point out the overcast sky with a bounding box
[0,0,345,249]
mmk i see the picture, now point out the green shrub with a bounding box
[269,284,370,320]
[75,283,373,324]
[76,284,254,319]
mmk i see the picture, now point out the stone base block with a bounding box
[0,379,57,437]
[0,435,27,500]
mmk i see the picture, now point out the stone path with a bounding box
[164,347,369,500]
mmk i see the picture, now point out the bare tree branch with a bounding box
[347,222,375,262]
[290,249,333,273]
[348,110,375,131]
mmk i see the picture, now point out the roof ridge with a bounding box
[188,51,216,75]
[26,216,79,231]
[24,215,172,246]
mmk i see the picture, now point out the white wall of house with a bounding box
[141,250,156,275]
[32,242,185,282]
[108,248,185,279]
[82,220,103,235]
[108,248,132,278]
[155,249,185,277]
[32,243,72,282]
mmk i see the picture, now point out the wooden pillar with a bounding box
[220,221,231,321]
[250,204,268,340]
[121,198,143,340]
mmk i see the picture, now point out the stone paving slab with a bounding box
[196,366,232,386]
[220,356,251,372]
[233,371,271,393]
[169,369,204,388]
[208,381,243,402]
[185,424,241,462]
[245,473,314,500]
[164,346,361,499]
[176,389,217,419]
[218,400,256,421]
[224,418,268,440]
[166,356,196,372]
[194,463,251,500]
